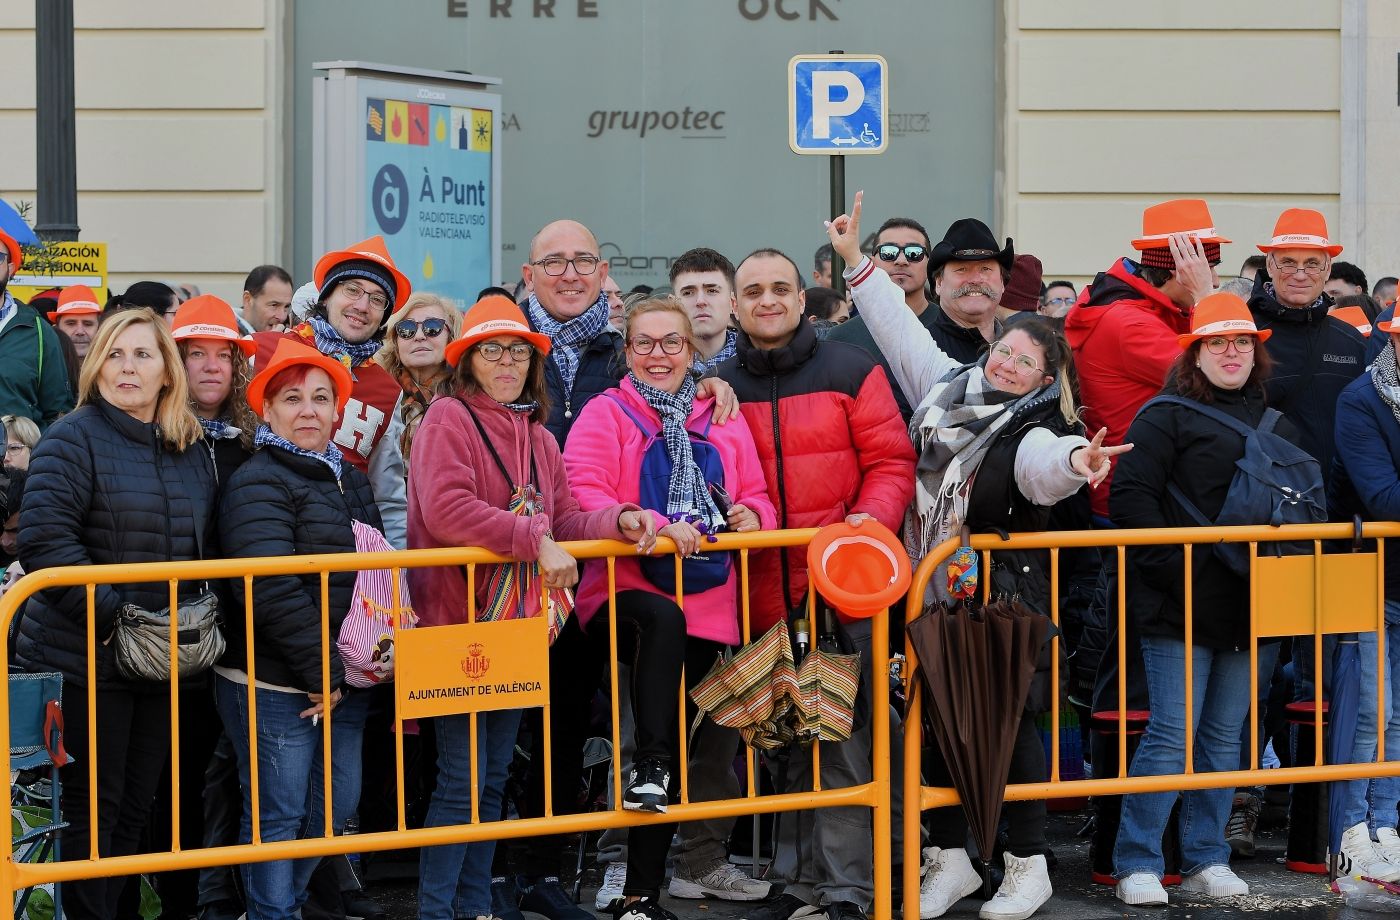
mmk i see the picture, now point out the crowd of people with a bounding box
[0,188,1398,920]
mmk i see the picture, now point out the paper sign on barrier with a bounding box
[395,616,548,718]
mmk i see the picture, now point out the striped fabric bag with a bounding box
[338,519,417,688]
[475,484,573,645]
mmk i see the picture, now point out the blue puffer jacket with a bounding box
[1331,367,1400,599]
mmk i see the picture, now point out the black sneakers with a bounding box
[615,897,681,920]
[623,757,671,813]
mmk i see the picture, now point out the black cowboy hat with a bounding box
[928,218,1015,275]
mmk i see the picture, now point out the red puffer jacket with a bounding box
[716,318,915,633]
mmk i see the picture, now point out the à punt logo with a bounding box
[460,642,490,680]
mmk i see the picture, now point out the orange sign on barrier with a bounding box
[395,617,549,718]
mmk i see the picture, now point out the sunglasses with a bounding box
[876,244,928,264]
[395,318,449,340]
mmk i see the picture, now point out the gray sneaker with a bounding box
[668,861,771,901]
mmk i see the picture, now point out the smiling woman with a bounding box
[377,293,464,464]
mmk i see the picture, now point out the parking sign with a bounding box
[788,54,888,155]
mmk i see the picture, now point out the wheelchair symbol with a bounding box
[859,123,879,146]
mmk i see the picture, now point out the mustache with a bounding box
[952,283,997,299]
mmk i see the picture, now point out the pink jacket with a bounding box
[408,391,633,629]
[563,378,779,645]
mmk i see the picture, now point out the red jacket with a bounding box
[717,320,915,633]
[1064,258,1192,518]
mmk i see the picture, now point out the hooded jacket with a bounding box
[0,299,74,429]
[1065,258,1192,518]
[1247,278,1366,484]
[716,318,915,633]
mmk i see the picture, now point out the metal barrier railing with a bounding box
[900,521,1400,917]
[0,529,893,920]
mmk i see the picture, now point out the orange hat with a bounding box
[1256,208,1343,256]
[444,295,552,367]
[246,338,354,416]
[46,284,101,322]
[1177,292,1273,349]
[0,230,20,273]
[1375,310,1400,335]
[1330,305,1372,337]
[806,521,912,619]
[313,235,412,311]
[171,294,257,357]
[1130,199,1231,251]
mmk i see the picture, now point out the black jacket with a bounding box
[16,400,216,686]
[1110,381,1303,649]
[217,445,382,693]
[537,324,624,448]
[1248,279,1366,485]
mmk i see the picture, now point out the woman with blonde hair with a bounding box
[2,413,40,470]
[16,307,215,919]
[377,292,463,463]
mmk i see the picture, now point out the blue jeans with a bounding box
[418,708,524,920]
[1340,600,1400,831]
[214,675,370,920]
[1113,635,1252,879]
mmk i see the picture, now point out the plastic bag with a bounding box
[1334,875,1400,913]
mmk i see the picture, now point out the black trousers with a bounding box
[58,682,172,919]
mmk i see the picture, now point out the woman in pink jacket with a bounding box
[407,295,655,920]
[564,295,777,920]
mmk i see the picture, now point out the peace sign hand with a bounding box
[824,189,866,269]
[1070,427,1134,489]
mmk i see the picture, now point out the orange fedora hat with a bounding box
[444,295,552,367]
[313,235,413,310]
[1256,208,1343,256]
[1130,199,1231,251]
[1177,292,1272,349]
[1330,305,1372,337]
[246,338,354,416]
[807,521,912,619]
[46,284,102,322]
[171,294,257,357]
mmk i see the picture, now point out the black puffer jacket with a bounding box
[217,445,382,693]
[16,400,216,686]
[1110,380,1303,650]
[536,324,624,447]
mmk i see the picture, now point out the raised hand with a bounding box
[824,189,866,269]
[1167,232,1216,305]
[1070,427,1134,489]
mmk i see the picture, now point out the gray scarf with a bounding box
[1371,340,1400,427]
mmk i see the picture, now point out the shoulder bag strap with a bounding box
[455,396,535,490]
[1141,395,1258,438]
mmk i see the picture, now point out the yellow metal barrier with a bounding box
[0,529,895,920]
[900,521,1400,918]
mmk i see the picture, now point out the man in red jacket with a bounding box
[719,248,914,920]
[1064,199,1223,522]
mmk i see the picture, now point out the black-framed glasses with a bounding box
[1270,254,1328,278]
[989,341,1044,376]
[532,255,601,276]
[475,342,535,363]
[338,280,390,311]
[1203,335,1256,354]
[876,244,928,264]
[395,318,448,340]
[628,334,687,356]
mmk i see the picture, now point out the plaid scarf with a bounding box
[254,423,344,479]
[198,417,241,441]
[526,292,609,398]
[694,328,738,374]
[294,316,383,379]
[906,356,1059,564]
[1371,340,1400,427]
[628,373,726,534]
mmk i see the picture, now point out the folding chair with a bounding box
[10,672,73,920]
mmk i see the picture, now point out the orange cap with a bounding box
[1130,199,1231,251]
[444,295,552,367]
[171,294,257,356]
[246,338,354,416]
[1256,208,1343,256]
[46,284,102,322]
[806,521,912,619]
[313,235,412,310]
[1177,292,1273,349]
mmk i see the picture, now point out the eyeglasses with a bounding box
[628,334,687,356]
[4,444,25,455]
[338,280,390,312]
[1271,255,1328,278]
[1043,296,1075,308]
[475,342,535,363]
[989,341,1044,376]
[876,244,928,264]
[395,318,448,340]
[1203,335,1256,354]
[532,255,602,276]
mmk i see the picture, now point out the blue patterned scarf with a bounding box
[628,373,726,534]
[254,423,344,479]
[199,417,241,441]
[300,314,383,378]
[526,292,610,398]
[694,328,738,374]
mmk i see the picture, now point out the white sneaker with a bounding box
[1179,864,1249,898]
[1338,821,1400,882]
[919,847,981,919]
[919,847,941,879]
[668,861,772,901]
[596,861,627,910]
[1115,872,1167,906]
[978,853,1051,920]
[1377,826,1400,865]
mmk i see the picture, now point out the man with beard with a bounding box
[0,230,73,429]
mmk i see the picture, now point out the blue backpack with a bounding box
[1139,395,1326,577]
[607,395,733,595]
